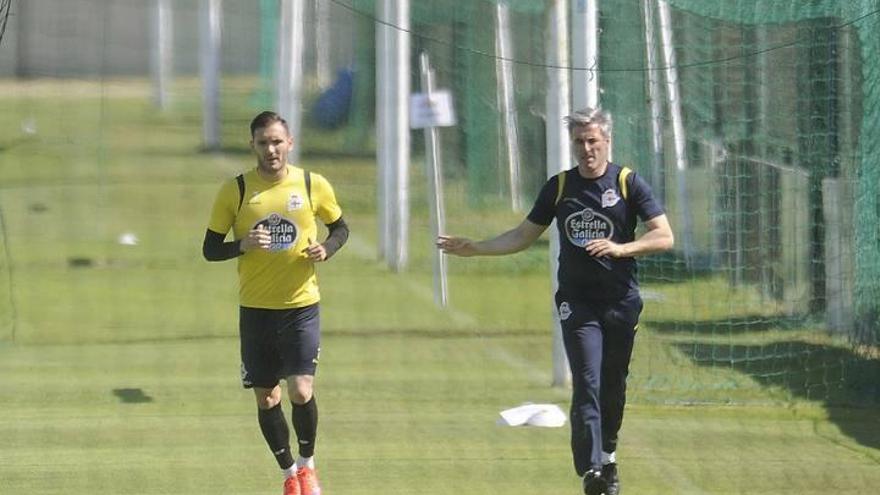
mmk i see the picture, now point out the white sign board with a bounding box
[410,90,457,129]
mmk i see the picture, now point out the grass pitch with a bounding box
[2,336,878,494]
[0,78,878,494]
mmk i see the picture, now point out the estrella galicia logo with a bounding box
[564,208,614,248]
[257,213,298,251]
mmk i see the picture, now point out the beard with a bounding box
[260,157,284,168]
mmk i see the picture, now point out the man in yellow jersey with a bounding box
[203,111,348,495]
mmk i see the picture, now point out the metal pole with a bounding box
[657,0,694,264]
[199,0,221,150]
[755,26,770,297]
[314,0,332,89]
[419,52,449,307]
[15,0,29,76]
[571,0,599,110]
[642,0,665,203]
[495,1,523,212]
[388,0,411,272]
[151,0,172,110]
[276,0,290,119]
[278,0,305,164]
[376,0,392,262]
[547,0,572,388]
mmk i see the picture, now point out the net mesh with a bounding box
[0,0,877,407]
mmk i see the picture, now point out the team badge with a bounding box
[601,188,620,208]
[558,301,572,321]
[287,193,304,211]
[240,362,252,387]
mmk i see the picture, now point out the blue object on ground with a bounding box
[310,68,354,129]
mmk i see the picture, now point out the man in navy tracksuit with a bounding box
[438,108,674,495]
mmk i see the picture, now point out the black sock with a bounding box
[291,396,318,458]
[258,404,294,469]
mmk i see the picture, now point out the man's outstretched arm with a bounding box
[437,219,547,257]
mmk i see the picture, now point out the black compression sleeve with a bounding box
[258,404,294,469]
[202,229,243,261]
[321,217,349,259]
[291,397,318,458]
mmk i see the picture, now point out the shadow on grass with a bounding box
[675,340,880,449]
[112,388,154,404]
[646,314,809,335]
[0,136,36,153]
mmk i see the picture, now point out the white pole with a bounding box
[643,0,665,202]
[388,0,411,272]
[376,0,391,261]
[290,0,305,164]
[657,0,694,264]
[571,0,599,110]
[756,26,769,145]
[199,0,221,150]
[547,0,572,388]
[151,0,172,110]
[277,0,290,120]
[314,0,332,89]
[277,0,305,164]
[419,52,449,307]
[755,26,770,295]
[495,1,523,212]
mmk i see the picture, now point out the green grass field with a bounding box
[1,78,878,494]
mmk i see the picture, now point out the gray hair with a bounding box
[564,107,613,137]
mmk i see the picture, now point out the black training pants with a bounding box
[556,291,642,476]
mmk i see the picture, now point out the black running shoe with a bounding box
[583,468,608,495]
[601,463,620,495]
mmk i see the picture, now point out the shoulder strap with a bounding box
[554,170,567,205]
[304,170,314,212]
[618,166,633,201]
[236,174,245,212]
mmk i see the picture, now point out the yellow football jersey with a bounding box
[207,165,342,309]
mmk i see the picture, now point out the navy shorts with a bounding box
[239,304,321,389]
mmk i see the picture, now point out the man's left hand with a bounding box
[301,239,328,262]
[585,239,626,258]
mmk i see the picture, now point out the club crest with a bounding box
[287,193,304,211]
[240,362,251,387]
[601,188,620,208]
[558,301,572,321]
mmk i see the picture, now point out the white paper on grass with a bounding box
[118,233,139,246]
[497,403,567,427]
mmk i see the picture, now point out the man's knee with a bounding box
[254,386,283,410]
[287,375,314,404]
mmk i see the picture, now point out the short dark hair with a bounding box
[250,111,289,137]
